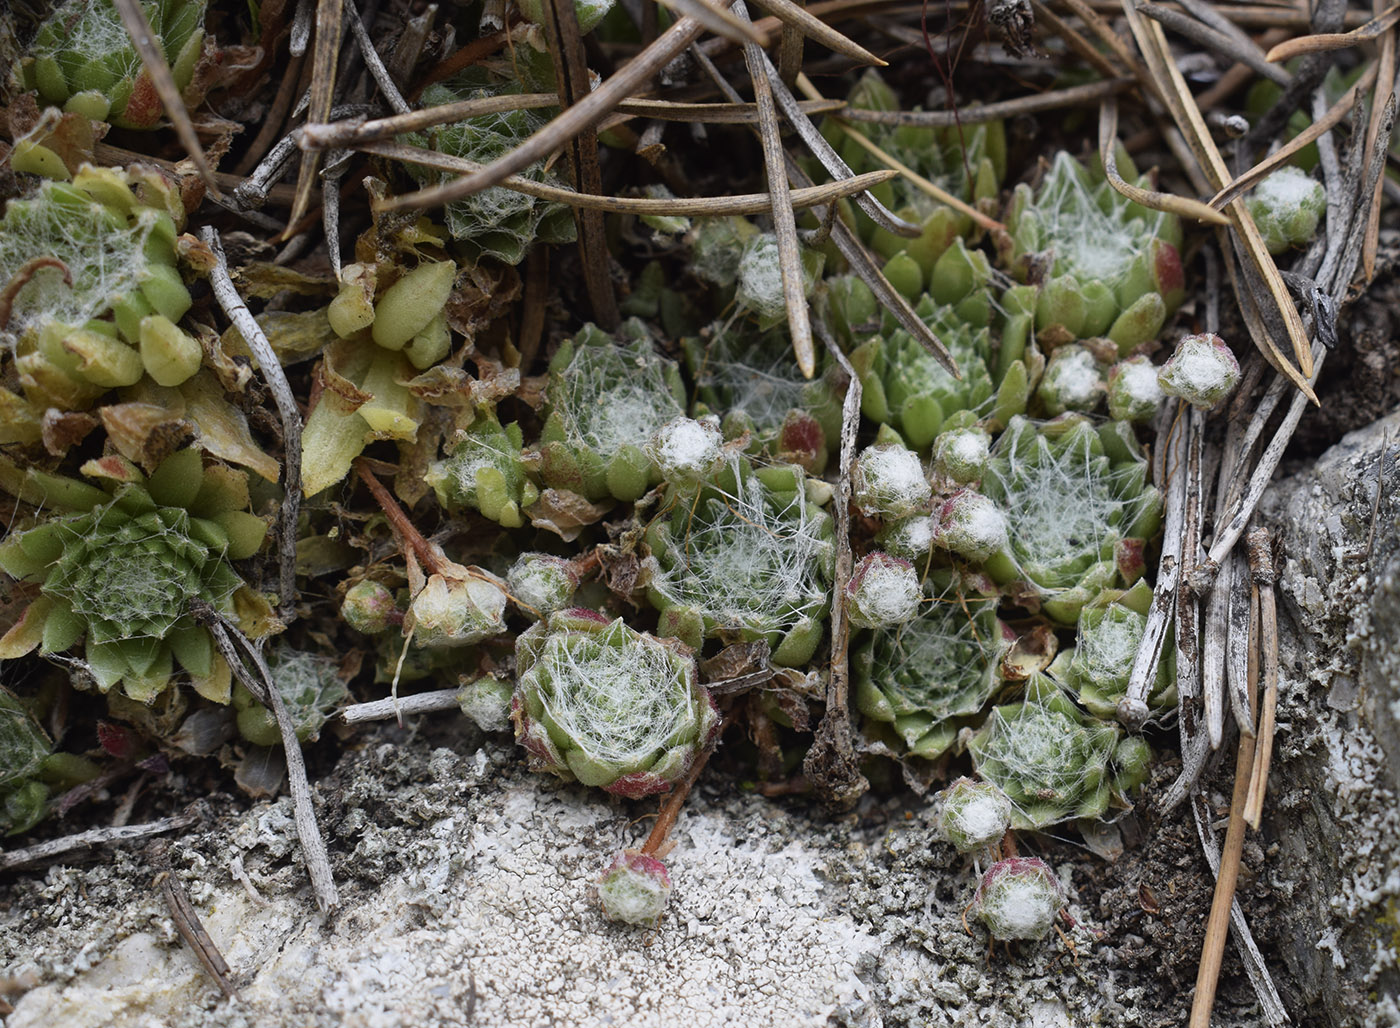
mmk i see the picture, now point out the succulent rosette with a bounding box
[403,77,577,264]
[0,449,268,704]
[25,0,206,129]
[980,415,1162,624]
[968,675,1150,829]
[1048,581,1176,718]
[425,412,539,528]
[827,69,1006,270]
[534,321,686,502]
[1001,151,1184,354]
[233,646,350,747]
[2,167,201,419]
[971,857,1066,941]
[1,688,97,835]
[682,324,842,474]
[512,609,718,797]
[643,458,834,666]
[937,777,1013,853]
[1245,166,1327,254]
[854,574,1014,760]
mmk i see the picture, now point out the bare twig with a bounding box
[748,0,886,65]
[844,77,1133,125]
[0,812,198,872]
[344,0,411,114]
[1263,1,1400,61]
[1137,1,1290,85]
[288,0,346,231]
[160,871,240,1001]
[201,226,303,613]
[201,610,339,911]
[341,689,463,723]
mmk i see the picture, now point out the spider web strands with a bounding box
[110,0,220,197]
[1119,0,1318,396]
[357,139,897,214]
[298,96,846,150]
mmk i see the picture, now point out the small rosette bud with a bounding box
[457,676,514,733]
[937,777,1013,853]
[341,580,400,634]
[1107,356,1165,423]
[852,443,931,519]
[846,552,920,629]
[1246,166,1327,255]
[972,857,1066,941]
[507,553,579,620]
[932,490,1009,563]
[1158,333,1241,410]
[1037,344,1106,416]
[595,850,672,926]
[932,427,991,485]
[647,417,724,489]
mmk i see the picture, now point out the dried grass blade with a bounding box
[657,0,766,44]
[1207,61,1379,210]
[747,0,887,66]
[1099,98,1229,224]
[1032,1,1126,79]
[735,0,814,377]
[794,75,1002,232]
[1363,10,1398,281]
[1122,2,1317,391]
[111,0,221,196]
[1264,1,1400,61]
[359,139,897,213]
[844,77,1132,125]
[1136,1,1290,85]
[288,0,345,231]
[382,6,729,213]
[1243,528,1279,829]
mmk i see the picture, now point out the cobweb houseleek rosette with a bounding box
[2,167,201,418]
[533,321,686,503]
[979,415,1162,624]
[853,574,1014,760]
[825,69,1006,272]
[642,459,835,667]
[425,411,538,528]
[1000,150,1184,354]
[968,675,1150,829]
[24,0,206,129]
[511,609,719,798]
[0,687,97,835]
[1047,580,1176,719]
[0,450,267,704]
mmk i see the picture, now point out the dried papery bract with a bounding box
[512,610,718,797]
[595,850,672,926]
[972,857,1066,941]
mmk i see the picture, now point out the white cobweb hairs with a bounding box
[1034,151,1166,287]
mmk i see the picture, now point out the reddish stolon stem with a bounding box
[355,460,448,576]
[640,712,733,857]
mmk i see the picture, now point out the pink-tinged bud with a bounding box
[932,490,1008,563]
[596,850,672,926]
[846,552,920,629]
[972,856,1066,941]
[1157,333,1240,410]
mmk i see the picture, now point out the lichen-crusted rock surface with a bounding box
[2,725,1273,1028]
[1258,409,1400,1027]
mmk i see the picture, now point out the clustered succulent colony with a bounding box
[0,0,1281,951]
